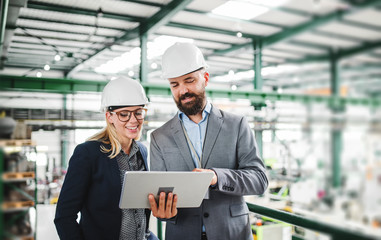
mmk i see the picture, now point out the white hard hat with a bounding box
[161,42,208,79]
[100,77,148,112]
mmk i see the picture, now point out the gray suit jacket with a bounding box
[150,105,268,240]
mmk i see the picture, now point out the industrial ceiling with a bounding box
[0,0,381,98]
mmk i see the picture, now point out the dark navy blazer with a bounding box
[54,140,156,240]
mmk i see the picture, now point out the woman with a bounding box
[54,77,157,240]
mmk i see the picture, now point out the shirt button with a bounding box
[204,213,209,218]
[137,224,141,228]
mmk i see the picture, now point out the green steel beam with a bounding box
[331,130,342,188]
[61,95,68,169]
[329,51,342,188]
[167,22,262,39]
[265,64,381,80]
[26,0,277,43]
[264,12,344,47]
[185,9,285,29]
[11,38,100,49]
[213,43,254,56]
[4,62,72,71]
[18,16,129,31]
[138,0,192,36]
[0,0,9,68]
[313,29,364,43]
[7,25,112,39]
[214,0,381,55]
[271,40,381,66]
[123,0,288,29]
[0,75,107,93]
[253,39,263,90]
[1,75,380,108]
[0,148,3,239]
[330,51,340,97]
[67,0,192,77]
[27,0,145,23]
[215,8,347,54]
[140,33,148,82]
[342,19,381,33]
[247,203,376,240]
[288,40,331,51]
[279,74,381,90]
[337,40,381,59]
[253,39,264,158]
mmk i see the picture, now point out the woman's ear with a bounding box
[106,111,113,124]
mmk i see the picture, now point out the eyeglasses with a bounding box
[110,109,147,122]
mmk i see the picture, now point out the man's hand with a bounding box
[148,192,178,219]
[192,168,218,186]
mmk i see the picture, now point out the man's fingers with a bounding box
[165,193,173,216]
[148,194,158,214]
[172,194,178,216]
[157,192,166,217]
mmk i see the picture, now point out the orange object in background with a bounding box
[304,86,348,97]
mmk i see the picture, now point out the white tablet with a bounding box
[119,171,214,209]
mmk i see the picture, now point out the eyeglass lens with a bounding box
[114,109,146,122]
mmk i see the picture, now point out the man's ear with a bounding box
[204,72,209,87]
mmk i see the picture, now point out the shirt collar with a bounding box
[178,101,211,122]
[119,140,138,157]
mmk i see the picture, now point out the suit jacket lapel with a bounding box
[171,117,195,170]
[202,106,223,168]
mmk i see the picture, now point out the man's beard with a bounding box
[175,91,206,116]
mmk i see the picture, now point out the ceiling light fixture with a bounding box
[44,64,50,71]
[54,54,61,61]
[36,71,42,78]
[236,32,242,38]
[151,62,158,69]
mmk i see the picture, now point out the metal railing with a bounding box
[156,202,379,240]
[247,203,377,240]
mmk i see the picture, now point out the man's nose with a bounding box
[179,85,188,95]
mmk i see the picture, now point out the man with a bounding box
[148,42,268,240]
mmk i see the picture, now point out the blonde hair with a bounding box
[87,116,142,159]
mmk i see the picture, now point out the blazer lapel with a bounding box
[171,117,195,170]
[202,106,223,168]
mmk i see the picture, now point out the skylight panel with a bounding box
[212,1,270,20]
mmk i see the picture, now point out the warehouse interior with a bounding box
[0,0,381,239]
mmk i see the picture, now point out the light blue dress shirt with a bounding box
[178,101,211,168]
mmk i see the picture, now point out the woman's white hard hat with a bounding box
[100,77,148,112]
[161,42,208,79]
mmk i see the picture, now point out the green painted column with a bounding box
[253,39,263,157]
[139,33,148,82]
[253,39,263,90]
[0,0,9,69]
[61,95,68,169]
[0,148,4,238]
[330,50,342,188]
[157,220,163,239]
